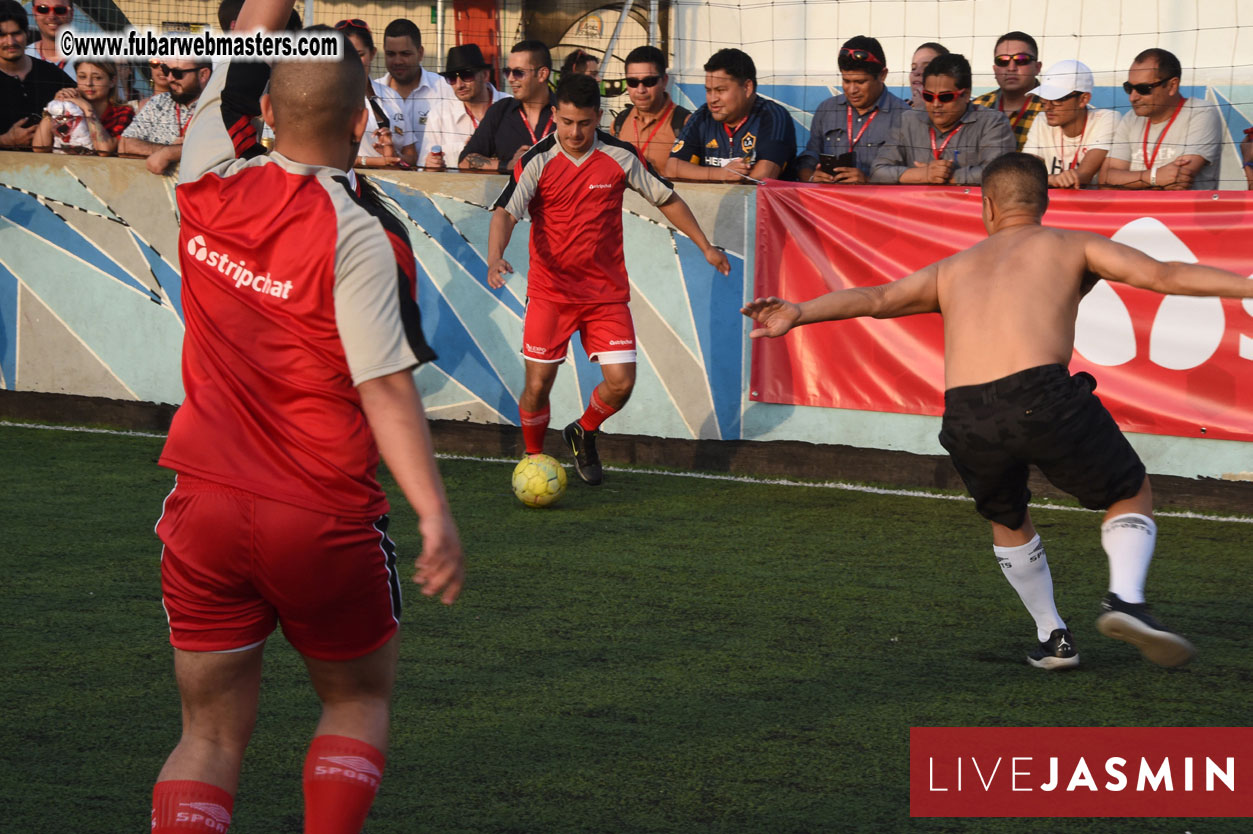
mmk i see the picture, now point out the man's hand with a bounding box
[414,512,464,605]
[742,296,802,338]
[1,121,38,148]
[1157,159,1194,190]
[831,166,867,184]
[915,159,953,184]
[720,156,752,181]
[1048,169,1081,189]
[703,245,731,275]
[423,151,445,170]
[505,144,531,172]
[487,257,513,288]
[808,167,837,183]
[146,144,179,174]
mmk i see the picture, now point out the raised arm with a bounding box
[1085,234,1253,297]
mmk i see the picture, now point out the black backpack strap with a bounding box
[612,104,633,135]
[670,104,690,134]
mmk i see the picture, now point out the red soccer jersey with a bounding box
[494,132,674,304]
[159,59,435,519]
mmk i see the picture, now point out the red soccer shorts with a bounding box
[522,297,636,364]
[155,475,401,661]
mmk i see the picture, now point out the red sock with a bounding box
[578,388,619,432]
[519,405,550,455]
[302,734,386,834]
[151,780,234,833]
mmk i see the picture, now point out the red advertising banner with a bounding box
[752,184,1253,441]
[910,726,1253,817]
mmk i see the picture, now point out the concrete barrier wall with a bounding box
[2,152,1250,480]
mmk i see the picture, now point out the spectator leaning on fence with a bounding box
[419,43,506,169]
[972,31,1043,151]
[665,47,796,182]
[1101,48,1223,191]
[0,0,74,148]
[120,59,211,175]
[1022,60,1113,189]
[797,36,907,185]
[335,19,409,168]
[459,39,556,174]
[610,44,690,174]
[374,18,453,161]
[33,59,132,154]
[870,53,1015,186]
[908,42,948,110]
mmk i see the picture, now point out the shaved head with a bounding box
[982,152,1049,217]
[268,51,366,142]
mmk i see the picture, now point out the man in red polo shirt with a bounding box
[488,73,729,485]
[150,0,463,831]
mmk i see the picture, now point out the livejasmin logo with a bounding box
[185,235,293,300]
[927,754,1235,793]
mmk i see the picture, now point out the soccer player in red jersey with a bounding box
[148,0,463,831]
[488,73,730,484]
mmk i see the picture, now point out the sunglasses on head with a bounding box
[334,19,369,31]
[504,66,536,79]
[442,68,479,82]
[35,4,70,14]
[994,53,1036,67]
[159,64,195,80]
[921,88,967,103]
[839,47,883,65]
[625,75,661,88]
[1123,77,1170,96]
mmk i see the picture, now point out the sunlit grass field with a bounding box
[2,421,1250,833]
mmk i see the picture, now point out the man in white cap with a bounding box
[1022,59,1115,189]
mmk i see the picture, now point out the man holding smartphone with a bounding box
[797,36,906,184]
[0,0,73,149]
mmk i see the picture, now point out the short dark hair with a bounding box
[983,152,1048,216]
[915,41,949,57]
[704,47,756,86]
[625,44,666,75]
[217,0,242,31]
[1133,47,1182,82]
[384,19,422,47]
[512,39,552,70]
[837,35,886,73]
[555,72,599,110]
[0,0,29,32]
[923,53,971,91]
[561,48,597,76]
[995,31,1039,57]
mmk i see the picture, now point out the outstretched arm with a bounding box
[1085,234,1253,297]
[487,207,518,288]
[742,263,941,338]
[656,194,730,275]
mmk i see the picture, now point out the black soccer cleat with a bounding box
[1027,628,1080,670]
[1096,593,1196,667]
[562,422,603,485]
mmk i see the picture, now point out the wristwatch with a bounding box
[1149,167,1157,186]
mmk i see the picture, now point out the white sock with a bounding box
[994,535,1065,642]
[1102,513,1156,605]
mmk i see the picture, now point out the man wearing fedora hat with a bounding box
[420,43,506,168]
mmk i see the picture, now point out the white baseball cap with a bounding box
[1032,59,1094,100]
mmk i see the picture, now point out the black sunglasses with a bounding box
[1123,78,1171,96]
[994,53,1036,67]
[840,47,883,65]
[921,88,967,103]
[159,64,195,80]
[504,67,539,79]
[442,69,479,82]
[625,75,661,88]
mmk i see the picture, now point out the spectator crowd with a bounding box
[1,0,1250,190]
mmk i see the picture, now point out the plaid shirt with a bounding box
[972,91,1043,151]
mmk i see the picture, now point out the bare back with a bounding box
[937,225,1097,389]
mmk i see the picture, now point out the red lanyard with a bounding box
[1142,97,1187,171]
[1056,109,1090,171]
[519,107,554,144]
[174,103,191,137]
[846,106,879,149]
[632,100,675,161]
[464,103,480,130]
[999,94,1031,129]
[929,124,963,160]
[722,114,748,139]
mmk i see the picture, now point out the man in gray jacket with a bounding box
[871,53,1015,185]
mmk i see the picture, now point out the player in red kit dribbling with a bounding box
[488,73,729,485]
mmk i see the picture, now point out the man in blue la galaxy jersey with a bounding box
[665,47,796,182]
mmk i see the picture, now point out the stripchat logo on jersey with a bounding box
[185,235,293,300]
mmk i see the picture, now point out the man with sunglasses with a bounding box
[666,47,795,182]
[1022,60,1115,189]
[609,44,690,173]
[419,43,506,168]
[870,53,1014,185]
[24,0,75,78]
[1102,48,1223,191]
[747,152,1253,671]
[120,58,211,174]
[971,32,1043,152]
[459,39,555,173]
[797,36,906,185]
[0,0,73,148]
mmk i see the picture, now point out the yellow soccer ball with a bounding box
[511,454,568,507]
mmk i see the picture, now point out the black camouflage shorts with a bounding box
[937,364,1146,529]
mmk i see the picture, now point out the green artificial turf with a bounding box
[1,423,1249,833]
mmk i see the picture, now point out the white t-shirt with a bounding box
[1022,106,1116,185]
[1108,96,1223,190]
[417,83,508,164]
[373,69,454,154]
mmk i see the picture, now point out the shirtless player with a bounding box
[743,152,1253,670]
